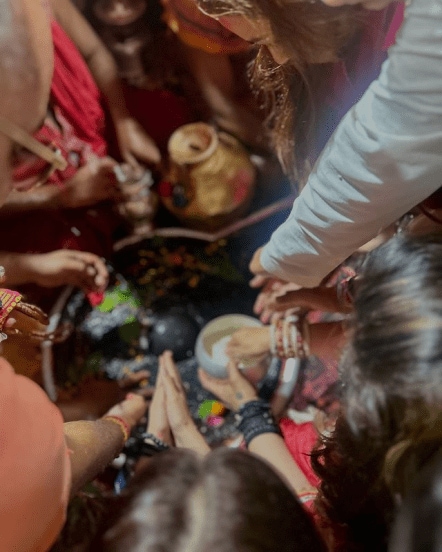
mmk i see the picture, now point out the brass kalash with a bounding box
[161,123,256,232]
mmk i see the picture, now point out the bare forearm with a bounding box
[0,252,39,286]
[51,0,128,121]
[248,433,315,496]
[173,424,211,456]
[63,419,125,496]
[87,48,128,121]
[1,187,61,215]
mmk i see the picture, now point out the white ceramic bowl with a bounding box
[195,314,269,380]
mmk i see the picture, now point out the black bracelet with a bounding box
[141,432,170,451]
[235,400,280,448]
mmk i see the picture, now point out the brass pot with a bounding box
[161,123,256,231]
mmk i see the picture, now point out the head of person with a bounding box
[0,0,54,204]
[92,447,326,551]
[312,233,442,550]
[197,0,365,183]
[342,233,442,439]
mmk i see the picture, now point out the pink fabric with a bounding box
[4,19,120,265]
[279,418,321,487]
[383,3,405,51]
[12,20,107,187]
[0,358,70,552]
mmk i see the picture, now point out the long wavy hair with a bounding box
[197,0,373,183]
[312,234,442,551]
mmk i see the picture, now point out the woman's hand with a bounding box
[159,351,210,454]
[250,275,298,323]
[115,117,161,168]
[146,361,173,445]
[3,301,49,342]
[251,274,348,319]
[25,250,109,293]
[225,326,271,361]
[160,351,194,434]
[61,156,123,209]
[199,360,258,412]
[248,246,267,276]
[261,285,346,316]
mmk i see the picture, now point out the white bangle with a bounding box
[270,323,277,356]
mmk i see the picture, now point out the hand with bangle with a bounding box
[145,351,210,455]
[225,314,311,364]
[102,393,147,446]
[250,269,357,323]
[199,360,280,447]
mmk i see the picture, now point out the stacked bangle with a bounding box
[270,315,310,359]
[235,400,281,447]
[102,415,131,444]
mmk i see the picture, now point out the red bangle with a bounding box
[274,319,285,358]
[102,415,131,443]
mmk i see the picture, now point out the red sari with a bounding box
[4,20,119,259]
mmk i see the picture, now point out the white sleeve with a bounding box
[261,0,442,287]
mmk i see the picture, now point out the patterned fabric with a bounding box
[0,289,22,332]
[279,418,320,487]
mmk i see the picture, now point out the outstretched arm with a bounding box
[64,394,146,496]
[199,361,316,496]
[255,0,442,287]
[0,250,108,293]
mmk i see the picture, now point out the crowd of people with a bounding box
[0,0,441,550]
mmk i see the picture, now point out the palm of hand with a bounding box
[198,362,258,412]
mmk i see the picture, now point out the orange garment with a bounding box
[162,0,249,54]
[0,358,71,552]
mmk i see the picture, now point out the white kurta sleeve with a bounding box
[261,0,442,287]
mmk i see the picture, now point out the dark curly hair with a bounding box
[312,234,442,551]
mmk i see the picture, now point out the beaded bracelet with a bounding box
[300,317,311,358]
[288,315,310,359]
[270,315,311,359]
[102,415,131,443]
[235,400,281,447]
[284,315,299,358]
[141,432,170,452]
[274,318,285,358]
